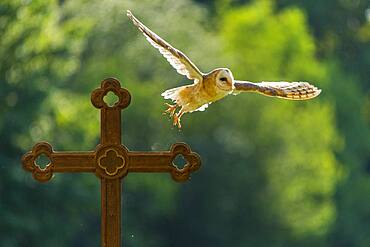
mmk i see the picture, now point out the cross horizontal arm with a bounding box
[22,142,96,182]
[128,152,174,172]
[52,152,95,172]
[127,143,201,182]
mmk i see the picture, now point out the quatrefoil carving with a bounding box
[91,77,131,109]
[22,142,54,182]
[169,143,201,182]
[98,149,126,176]
[95,144,129,179]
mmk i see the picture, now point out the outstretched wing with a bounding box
[127,10,203,83]
[233,80,321,100]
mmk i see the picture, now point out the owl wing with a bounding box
[233,80,321,100]
[127,10,203,83]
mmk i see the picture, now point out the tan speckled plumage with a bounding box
[127,10,321,128]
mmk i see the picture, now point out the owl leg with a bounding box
[163,103,177,117]
[173,110,184,128]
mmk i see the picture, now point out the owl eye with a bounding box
[220,77,227,82]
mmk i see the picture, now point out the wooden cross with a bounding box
[21,78,201,247]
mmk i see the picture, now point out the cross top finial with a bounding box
[91,78,131,110]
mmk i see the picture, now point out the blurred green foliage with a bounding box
[1,0,369,246]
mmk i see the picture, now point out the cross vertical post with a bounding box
[22,78,201,247]
[91,78,130,247]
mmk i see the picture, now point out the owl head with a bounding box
[213,68,235,92]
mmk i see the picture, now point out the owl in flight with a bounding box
[127,10,321,128]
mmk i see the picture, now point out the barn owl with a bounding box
[126,10,321,128]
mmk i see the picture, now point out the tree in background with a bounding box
[0,0,95,246]
[1,0,366,246]
[192,1,370,246]
[273,1,370,246]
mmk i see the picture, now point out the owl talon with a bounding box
[173,111,184,129]
[173,114,181,128]
[163,103,177,117]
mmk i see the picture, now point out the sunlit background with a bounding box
[1,0,370,246]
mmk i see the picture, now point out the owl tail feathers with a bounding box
[161,86,183,102]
